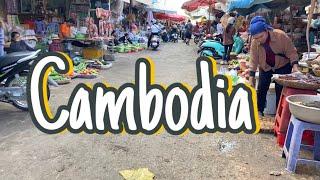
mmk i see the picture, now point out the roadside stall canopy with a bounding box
[186,7,215,20]
[232,3,272,16]
[154,13,186,22]
[226,0,273,12]
[135,0,152,6]
[121,0,152,6]
[227,0,311,16]
[147,0,177,14]
[182,0,216,12]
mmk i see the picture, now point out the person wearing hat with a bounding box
[49,35,63,52]
[119,33,133,44]
[222,17,236,64]
[248,16,299,116]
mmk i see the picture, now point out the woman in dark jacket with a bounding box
[222,17,236,64]
[9,32,35,53]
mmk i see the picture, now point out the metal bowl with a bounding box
[286,95,320,124]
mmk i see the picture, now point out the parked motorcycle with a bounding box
[198,33,222,48]
[198,35,244,59]
[150,34,161,50]
[198,40,225,59]
[171,33,179,43]
[161,30,169,43]
[0,50,50,111]
[194,32,205,44]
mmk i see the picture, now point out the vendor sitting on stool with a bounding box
[110,30,119,46]
[9,32,35,53]
[118,33,132,44]
[49,34,63,52]
[248,16,299,117]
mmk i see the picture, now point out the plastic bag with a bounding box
[119,168,155,180]
[232,36,245,54]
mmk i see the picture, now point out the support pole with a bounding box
[307,0,317,57]
[130,0,133,14]
[290,6,293,39]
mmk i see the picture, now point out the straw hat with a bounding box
[51,34,60,40]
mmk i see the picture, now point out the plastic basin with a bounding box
[286,95,320,124]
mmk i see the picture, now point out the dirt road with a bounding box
[0,42,319,179]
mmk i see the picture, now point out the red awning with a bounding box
[154,13,186,22]
[182,0,216,12]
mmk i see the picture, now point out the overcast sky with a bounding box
[158,0,189,15]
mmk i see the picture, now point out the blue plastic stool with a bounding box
[283,116,320,172]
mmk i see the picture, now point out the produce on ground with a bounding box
[115,44,146,53]
[278,74,320,85]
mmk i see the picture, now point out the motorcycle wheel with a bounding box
[194,37,199,44]
[5,72,50,111]
[199,50,211,57]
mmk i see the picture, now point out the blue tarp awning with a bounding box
[227,0,273,12]
[227,0,310,16]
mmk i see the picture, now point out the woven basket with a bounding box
[56,79,71,85]
[275,78,320,90]
[77,74,97,79]
[230,54,237,60]
[313,68,320,77]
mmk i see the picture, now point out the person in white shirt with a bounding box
[148,19,161,48]
[216,21,224,41]
[217,23,223,35]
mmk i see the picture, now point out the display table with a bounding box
[62,37,114,60]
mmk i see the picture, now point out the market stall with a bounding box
[153,13,186,22]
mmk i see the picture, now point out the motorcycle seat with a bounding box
[0,51,35,69]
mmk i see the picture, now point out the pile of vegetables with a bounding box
[237,54,250,62]
[49,70,71,85]
[74,62,98,79]
[115,43,146,53]
[50,62,99,85]
[228,60,240,70]
[74,62,87,73]
[78,68,98,75]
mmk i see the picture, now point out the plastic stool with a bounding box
[283,116,320,172]
[274,87,317,146]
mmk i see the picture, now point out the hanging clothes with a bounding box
[99,19,108,36]
[5,0,18,14]
[96,8,111,19]
[47,23,59,35]
[34,20,46,36]
[86,17,98,38]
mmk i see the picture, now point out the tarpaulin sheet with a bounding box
[228,0,310,16]
[182,0,216,12]
[227,0,273,12]
[154,13,186,22]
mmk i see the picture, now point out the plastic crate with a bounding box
[83,48,103,59]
